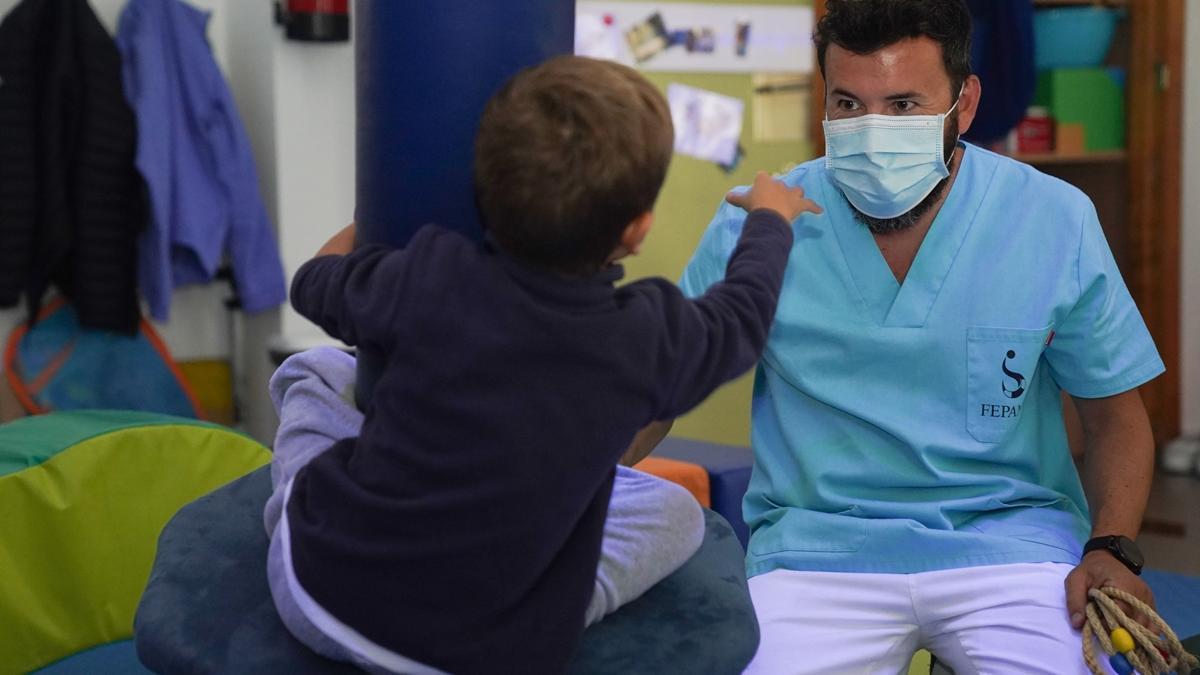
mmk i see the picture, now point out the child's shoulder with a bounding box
[409,222,466,247]
[389,223,482,264]
[352,224,480,290]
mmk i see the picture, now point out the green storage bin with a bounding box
[1034,67,1125,151]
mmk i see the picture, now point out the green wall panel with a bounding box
[614,1,814,446]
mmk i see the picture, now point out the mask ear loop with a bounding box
[943,82,967,169]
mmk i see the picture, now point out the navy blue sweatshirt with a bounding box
[286,209,793,674]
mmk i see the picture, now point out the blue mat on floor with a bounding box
[1144,568,1200,640]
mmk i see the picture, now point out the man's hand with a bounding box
[1065,550,1155,630]
[726,171,823,222]
[316,223,357,258]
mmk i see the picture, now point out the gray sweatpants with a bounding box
[264,347,705,673]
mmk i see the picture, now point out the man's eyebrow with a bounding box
[829,88,926,101]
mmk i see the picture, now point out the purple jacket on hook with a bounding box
[116,0,286,321]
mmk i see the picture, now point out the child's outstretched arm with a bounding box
[643,173,820,419]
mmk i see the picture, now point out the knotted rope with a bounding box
[1082,586,1198,675]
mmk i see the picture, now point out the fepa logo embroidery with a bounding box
[1001,349,1026,399]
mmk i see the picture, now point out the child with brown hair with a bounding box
[265,55,821,674]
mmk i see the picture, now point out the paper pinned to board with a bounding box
[752,73,810,142]
[576,12,626,61]
[668,83,744,166]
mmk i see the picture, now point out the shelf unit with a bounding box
[1032,0,1127,6]
[1010,150,1127,165]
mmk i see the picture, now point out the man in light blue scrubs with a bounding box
[657,0,1163,671]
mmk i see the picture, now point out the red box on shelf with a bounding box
[1015,106,1054,154]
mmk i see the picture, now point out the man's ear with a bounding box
[956,74,982,137]
[620,211,655,256]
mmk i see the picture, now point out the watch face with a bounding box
[1116,537,1144,568]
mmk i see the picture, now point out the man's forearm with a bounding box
[619,419,674,466]
[1073,390,1155,539]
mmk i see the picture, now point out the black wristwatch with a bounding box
[1083,535,1144,575]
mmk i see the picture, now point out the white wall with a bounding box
[221,2,356,443]
[271,40,357,342]
[221,0,284,444]
[1183,4,1200,436]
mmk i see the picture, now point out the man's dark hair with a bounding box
[814,0,973,97]
[474,56,674,277]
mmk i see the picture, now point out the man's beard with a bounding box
[849,112,960,235]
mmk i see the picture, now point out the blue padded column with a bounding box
[353,0,575,405]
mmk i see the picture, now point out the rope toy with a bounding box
[1082,586,1198,675]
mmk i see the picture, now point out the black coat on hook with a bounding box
[0,0,144,334]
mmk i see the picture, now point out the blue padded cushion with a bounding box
[134,466,759,674]
[654,437,754,549]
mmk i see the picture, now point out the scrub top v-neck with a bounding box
[822,145,988,328]
[681,143,1164,577]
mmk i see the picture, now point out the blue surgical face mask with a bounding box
[822,93,961,220]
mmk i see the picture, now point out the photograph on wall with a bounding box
[735,17,751,57]
[686,27,716,53]
[624,12,669,63]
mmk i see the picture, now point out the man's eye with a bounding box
[837,99,860,111]
[895,101,916,113]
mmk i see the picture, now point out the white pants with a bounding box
[745,563,1103,675]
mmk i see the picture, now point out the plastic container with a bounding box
[1033,7,1125,70]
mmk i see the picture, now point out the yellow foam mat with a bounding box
[0,419,269,673]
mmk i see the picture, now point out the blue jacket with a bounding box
[116,0,286,321]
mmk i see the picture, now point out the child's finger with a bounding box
[801,198,824,215]
[725,190,750,208]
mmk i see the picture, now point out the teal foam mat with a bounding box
[1144,568,1200,641]
[31,640,151,675]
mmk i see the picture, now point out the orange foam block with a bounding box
[633,456,711,507]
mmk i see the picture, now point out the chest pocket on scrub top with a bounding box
[965,325,1053,443]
